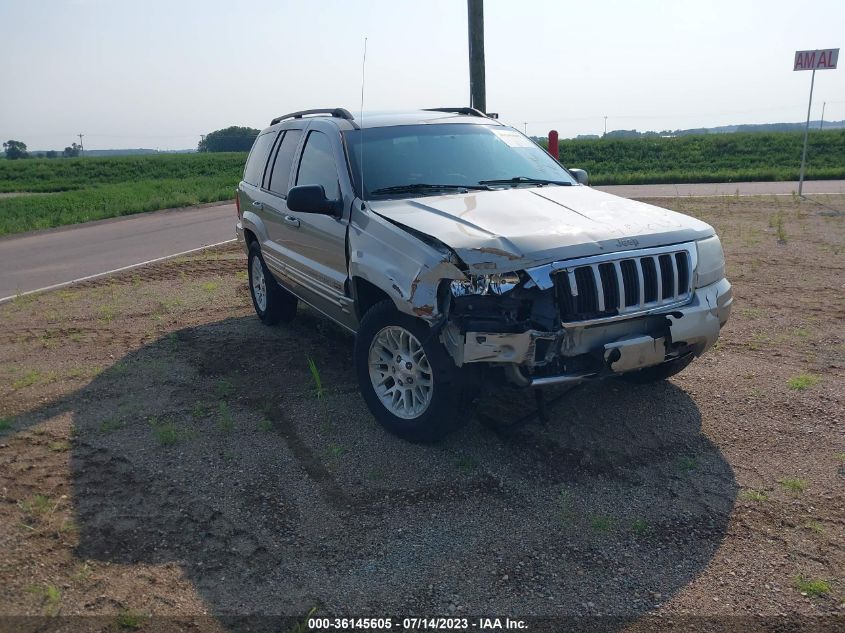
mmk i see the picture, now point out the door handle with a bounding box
[251,200,263,209]
[283,215,301,228]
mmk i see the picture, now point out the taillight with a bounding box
[235,189,241,218]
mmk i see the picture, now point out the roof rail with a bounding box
[423,107,490,118]
[270,108,355,126]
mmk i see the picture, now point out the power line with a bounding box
[520,102,834,126]
[5,100,844,139]
[0,132,209,139]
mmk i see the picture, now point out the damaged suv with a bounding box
[236,107,732,441]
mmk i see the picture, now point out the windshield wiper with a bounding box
[369,183,491,196]
[478,176,573,187]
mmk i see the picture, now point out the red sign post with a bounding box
[548,130,559,162]
[793,48,839,195]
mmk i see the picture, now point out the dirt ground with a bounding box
[0,195,843,631]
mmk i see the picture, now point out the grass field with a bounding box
[546,129,845,185]
[0,153,245,236]
[1,129,845,235]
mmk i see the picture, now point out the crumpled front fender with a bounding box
[349,208,465,322]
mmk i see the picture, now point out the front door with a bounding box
[265,126,354,329]
[282,128,352,326]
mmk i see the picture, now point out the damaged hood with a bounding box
[367,185,715,271]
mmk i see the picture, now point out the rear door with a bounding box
[238,130,279,243]
[255,128,304,277]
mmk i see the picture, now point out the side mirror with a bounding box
[286,185,340,215]
[569,168,589,186]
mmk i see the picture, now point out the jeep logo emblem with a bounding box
[616,238,639,248]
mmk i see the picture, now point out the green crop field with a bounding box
[0,153,245,236]
[1,130,844,236]
[545,129,845,185]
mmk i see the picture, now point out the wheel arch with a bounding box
[243,227,259,246]
[240,210,270,248]
[352,276,393,322]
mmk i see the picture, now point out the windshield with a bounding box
[344,123,576,199]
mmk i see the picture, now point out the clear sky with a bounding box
[1,0,843,150]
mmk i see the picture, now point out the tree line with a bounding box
[4,125,261,159]
[3,140,82,160]
[197,126,259,152]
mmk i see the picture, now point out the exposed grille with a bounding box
[554,247,694,324]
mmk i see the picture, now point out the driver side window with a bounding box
[295,131,340,199]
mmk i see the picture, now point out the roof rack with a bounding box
[270,108,355,126]
[423,107,490,118]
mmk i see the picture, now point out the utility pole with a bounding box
[467,0,486,114]
[604,116,608,137]
[820,101,826,130]
[523,122,527,134]
[78,133,84,156]
[200,134,206,151]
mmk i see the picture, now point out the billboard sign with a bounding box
[794,48,839,71]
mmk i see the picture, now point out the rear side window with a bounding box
[268,129,303,196]
[295,131,340,198]
[243,132,277,186]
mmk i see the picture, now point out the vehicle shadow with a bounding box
[9,310,737,628]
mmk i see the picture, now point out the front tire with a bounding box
[354,300,465,443]
[247,242,297,325]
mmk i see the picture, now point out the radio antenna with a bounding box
[359,37,368,200]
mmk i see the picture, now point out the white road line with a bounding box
[0,238,237,304]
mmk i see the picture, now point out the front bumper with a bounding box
[441,277,732,378]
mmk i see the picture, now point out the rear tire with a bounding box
[247,242,297,325]
[354,300,465,443]
[619,353,694,384]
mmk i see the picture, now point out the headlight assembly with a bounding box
[695,235,726,288]
[450,272,521,296]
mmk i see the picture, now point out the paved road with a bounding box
[0,203,236,301]
[595,179,845,197]
[2,180,844,301]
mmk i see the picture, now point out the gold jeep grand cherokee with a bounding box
[236,107,732,442]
